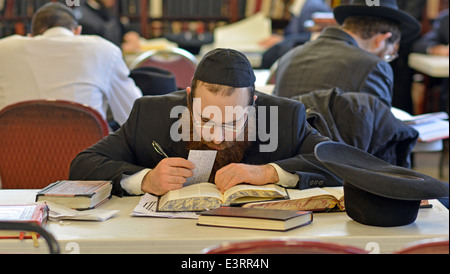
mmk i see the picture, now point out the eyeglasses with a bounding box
[192,100,255,133]
[383,43,399,63]
[384,51,399,62]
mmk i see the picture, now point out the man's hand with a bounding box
[428,45,449,56]
[141,158,195,195]
[214,163,279,193]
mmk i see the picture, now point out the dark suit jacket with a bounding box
[274,27,394,107]
[75,3,125,47]
[294,88,418,168]
[69,91,342,196]
[412,10,449,54]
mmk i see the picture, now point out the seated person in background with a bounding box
[69,48,343,197]
[74,0,141,53]
[259,0,331,69]
[273,0,421,108]
[412,9,449,113]
[0,2,142,127]
[412,9,449,56]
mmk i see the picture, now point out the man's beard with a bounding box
[186,127,251,183]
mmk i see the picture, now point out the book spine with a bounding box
[35,181,61,199]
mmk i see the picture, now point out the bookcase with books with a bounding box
[0,0,294,39]
[125,0,295,39]
[0,0,66,37]
[2,1,447,40]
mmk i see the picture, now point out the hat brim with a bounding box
[333,5,421,42]
[314,142,449,201]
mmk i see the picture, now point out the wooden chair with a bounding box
[395,238,449,254]
[0,100,109,189]
[129,48,198,89]
[202,239,368,254]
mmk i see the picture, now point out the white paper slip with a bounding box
[184,150,217,187]
[39,201,119,221]
[131,193,198,219]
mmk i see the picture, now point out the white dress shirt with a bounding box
[0,27,142,125]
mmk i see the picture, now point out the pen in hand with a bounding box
[152,140,169,158]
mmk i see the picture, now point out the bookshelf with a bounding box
[0,0,293,38]
[3,0,447,40]
[122,0,294,39]
[0,0,66,37]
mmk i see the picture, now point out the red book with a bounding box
[0,204,49,240]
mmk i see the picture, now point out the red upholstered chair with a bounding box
[129,48,197,89]
[395,238,449,254]
[202,239,368,254]
[0,100,109,189]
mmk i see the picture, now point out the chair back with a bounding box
[0,221,60,254]
[202,239,368,254]
[395,238,449,254]
[130,48,197,89]
[0,100,109,189]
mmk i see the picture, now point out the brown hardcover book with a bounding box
[242,187,345,212]
[36,180,112,210]
[197,207,313,231]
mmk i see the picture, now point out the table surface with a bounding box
[408,53,449,78]
[0,189,448,254]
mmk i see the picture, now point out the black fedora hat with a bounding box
[130,66,178,96]
[333,0,421,42]
[314,141,449,227]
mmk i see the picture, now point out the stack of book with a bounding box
[35,180,113,210]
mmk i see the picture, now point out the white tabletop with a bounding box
[408,53,449,78]
[0,189,448,254]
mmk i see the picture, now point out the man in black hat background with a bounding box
[273,0,421,108]
[69,48,343,196]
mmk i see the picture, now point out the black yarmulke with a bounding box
[194,48,256,88]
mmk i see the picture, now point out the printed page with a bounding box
[163,183,222,201]
[0,205,36,221]
[132,193,199,219]
[286,187,337,200]
[184,150,217,186]
[158,183,223,212]
[321,187,344,200]
[223,184,287,205]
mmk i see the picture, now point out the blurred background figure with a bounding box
[259,0,332,69]
[413,9,449,56]
[75,0,140,52]
[412,9,449,113]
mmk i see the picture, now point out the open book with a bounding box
[391,107,449,142]
[242,187,344,212]
[158,183,288,212]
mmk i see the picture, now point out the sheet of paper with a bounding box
[213,12,272,53]
[184,150,217,187]
[131,193,198,219]
[39,201,119,221]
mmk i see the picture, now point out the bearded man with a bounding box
[69,48,342,196]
